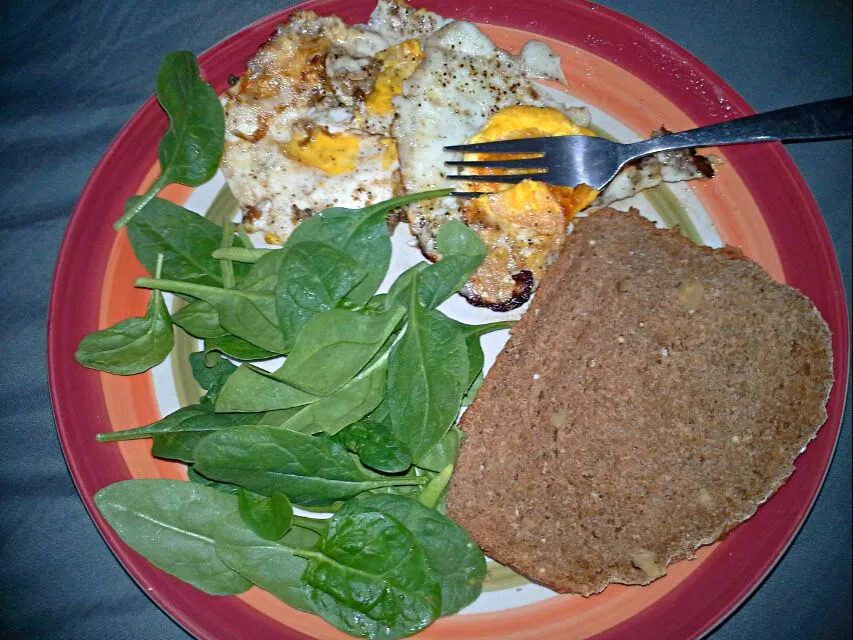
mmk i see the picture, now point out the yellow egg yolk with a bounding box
[283,126,360,176]
[365,39,425,116]
[459,106,601,305]
[465,105,599,217]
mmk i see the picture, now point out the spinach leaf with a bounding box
[214,512,317,612]
[278,353,388,435]
[152,432,209,462]
[172,301,228,339]
[97,404,267,442]
[337,493,485,616]
[417,221,487,309]
[189,351,237,405]
[215,365,319,413]
[75,255,173,375]
[286,190,451,305]
[275,306,404,396]
[416,426,462,473]
[127,197,244,288]
[332,418,412,474]
[136,276,284,354]
[299,510,441,639]
[237,490,293,541]
[193,426,428,506]
[115,52,224,229]
[204,334,278,362]
[386,283,469,462]
[211,247,272,263]
[384,263,427,309]
[187,467,240,495]
[94,480,251,595]
[275,242,366,349]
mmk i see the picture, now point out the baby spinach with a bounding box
[214,512,317,612]
[75,255,174,375]
[275,242,366,348]
[416,426,462,474]
[214,365,319,413]
[172,300,228,339]
[387,283,469,462]
[278,353,388,435]
[97,404,267,443]
[237,489,293,541]
[94,480,251,595]
[187,467,240,494]
[219,219,238,289]
[193,426,429,506]
[337,493,485,616]
[299,510,441,639]
[204,334,278,362]
[189,350,237,405]
[286,190,452,305]
[114,52,224,229]
[417,221,487,310]
[126,197,244,288]
[136,276,284,353]
[332,417,412,474]
[275,306,404,396]
[417,464,454,510]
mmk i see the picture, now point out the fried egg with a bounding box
[221,1,446,244]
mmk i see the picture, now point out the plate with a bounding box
[47,1,849,639]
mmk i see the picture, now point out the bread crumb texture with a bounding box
[445,208,833,596]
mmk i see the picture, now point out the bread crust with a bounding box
[445,208,834,595]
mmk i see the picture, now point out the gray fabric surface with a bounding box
[0,1,849,638]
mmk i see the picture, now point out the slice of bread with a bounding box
[445,208,833,596]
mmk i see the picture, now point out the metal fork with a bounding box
[444,96,852,195]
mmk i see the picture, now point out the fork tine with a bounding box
[445,157,547,170]
[445,174,532,184]
[444,139,547,153]
[449,191,482,198]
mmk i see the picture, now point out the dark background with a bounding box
[1,1,850,638]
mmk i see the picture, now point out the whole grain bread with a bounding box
[445,208,833,596]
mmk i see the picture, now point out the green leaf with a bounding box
[416,426,462,473]
[332,418,412,474]
[237,490,293,541]
[300,510,441,639]
[152,432,209,462]
[279,354,388,435]
[193,426,428,506]
[417,221,487,309]
[96,404,268,442]
[286,190,451,305]
[215,365,319,413]
[386,283,469,461]
[275,306,404,396]
[156,51,224,187]
[127,198,244,288]
[337,494,485,616]
[189,351,237,405]
[94,480,251,595]
[204,334,278,362]
[136,276,285,354]
[75,274,173,375]
[187,467,240,494]
[275,242,366,349]
[417,464,454,510]
[214,512,317,612]
[172,301,228,339]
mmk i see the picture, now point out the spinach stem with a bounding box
[418,464,454,509]
[113,174,170,230]
[212,247,272,263]
[219,220,237,289]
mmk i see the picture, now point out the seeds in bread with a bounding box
[445,208,833,595]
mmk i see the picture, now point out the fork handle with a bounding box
[625,96,852,158]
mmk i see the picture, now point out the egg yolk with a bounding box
[459,106,601,305]
[365,39,425,116]
[283,126,360,176]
